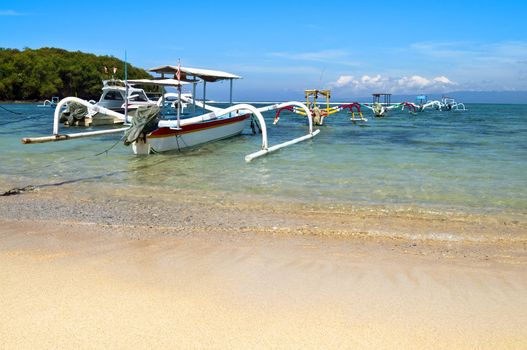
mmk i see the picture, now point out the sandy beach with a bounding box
[1,182,527,349]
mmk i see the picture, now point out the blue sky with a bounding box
[1,0,527,100]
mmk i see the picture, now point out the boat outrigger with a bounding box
[440,96,467,111]
[361,93,404,117]
[21,65,320,162]
[37,96,59,108]
[273,89,367,125]
[361,94,467,115]
[403,95,467,113]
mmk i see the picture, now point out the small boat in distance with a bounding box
[37,96,59,108]
[362,93,400,117]
[441,96,467,111]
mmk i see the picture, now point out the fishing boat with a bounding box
[361,93,401,117]
[272,89,367,125]
[410,95,467,112]
[441,96,467,111]
[37,96,59,108]
[21,66,320,162]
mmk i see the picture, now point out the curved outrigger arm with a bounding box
[52,97,126,135]
[421,100,442,110]
[400,102,418,113]
[337,103,367,121]
[245,101,320,161]
[157,101,319,162]
[22,97,129,144]
[254,101,315,133]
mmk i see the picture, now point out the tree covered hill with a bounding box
[0,47,152,101]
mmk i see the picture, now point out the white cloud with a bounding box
[333,75,356,87]
[329,74,455,94]
[433,76,453,84]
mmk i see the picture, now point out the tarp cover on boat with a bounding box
[123,105,161,146]
[59,102,97,125]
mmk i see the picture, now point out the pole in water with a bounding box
[124,50,129,124]
[229,78,233,118]
[176,58,181,128]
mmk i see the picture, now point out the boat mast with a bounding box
[192,81,197,113]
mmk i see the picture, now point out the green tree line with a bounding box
[0,47,152,101]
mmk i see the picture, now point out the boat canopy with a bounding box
[127,78,194,87]
[305,89,330,99]
[148,65,241,82]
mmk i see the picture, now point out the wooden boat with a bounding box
[21,66,320,162]
[133,113,251,154]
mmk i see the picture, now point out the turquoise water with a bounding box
[0,103,526,214]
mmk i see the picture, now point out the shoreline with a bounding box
[1,180,526,348]
[1,178,526,244]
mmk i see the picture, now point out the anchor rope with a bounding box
[0,105,23,115]
[1,133,127,196]
[0,114,43,127]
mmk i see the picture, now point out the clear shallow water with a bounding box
[0,103,526,214]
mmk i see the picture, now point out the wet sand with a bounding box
[1,182,527,348]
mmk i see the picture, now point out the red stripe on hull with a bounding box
[149,114,251,138]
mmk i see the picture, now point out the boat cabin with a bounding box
[97,80,152,112]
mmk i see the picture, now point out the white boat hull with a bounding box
[138,114,250,154]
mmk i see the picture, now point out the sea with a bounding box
[0,102,526,220]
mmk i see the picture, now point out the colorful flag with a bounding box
[113,67,117,74]
[176,60,181,82]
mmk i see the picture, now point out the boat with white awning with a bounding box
[22,65,320,162]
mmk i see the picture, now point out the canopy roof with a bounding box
[305,89,331,98]
[148,65,241,82]
[127,78,193,87]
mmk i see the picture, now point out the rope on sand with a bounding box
[1,185,36,196]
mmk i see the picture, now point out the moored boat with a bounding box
[22,65,320,162]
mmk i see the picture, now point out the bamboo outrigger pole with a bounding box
[21,97,128,144]
[21,127,129,144]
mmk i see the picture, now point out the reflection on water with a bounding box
[1,103,526,215]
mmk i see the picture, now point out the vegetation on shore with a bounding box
[0,47,152,101]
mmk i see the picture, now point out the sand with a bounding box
[1,182,526,349]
